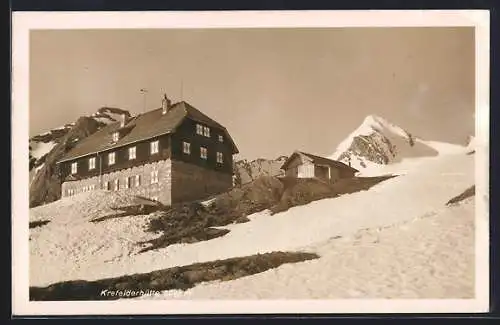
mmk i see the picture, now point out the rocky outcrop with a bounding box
[30,117,103,208]
[330,115,439,170]
[29,107,132,208]
[233,156,288,187]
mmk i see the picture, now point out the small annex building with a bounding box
[280,151,358,182]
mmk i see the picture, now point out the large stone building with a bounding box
[280,151,358,182]
[57,96,239,205]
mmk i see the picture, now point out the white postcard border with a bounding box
[12,10,490,315]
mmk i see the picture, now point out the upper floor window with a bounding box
[216,152,224,164]
[218,135,224,143]
[196,123,210,137]
[196,124,203,135]
[150,140,159,154]
[112,132,119,142]
[200,147,208,160]
[183,141,191,154]
[128,146,136,160]
[88,157,96,170]
[203,126,210,137]
[108,152,115,165]
[71,162,77,174]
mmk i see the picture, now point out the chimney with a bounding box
[162,93,172,115]
[120,114,126,127]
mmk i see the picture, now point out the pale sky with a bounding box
[30,27,475,160]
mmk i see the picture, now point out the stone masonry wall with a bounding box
[61,159,172,206]
[171,160,233,203]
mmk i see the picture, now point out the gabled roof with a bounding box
[281,151,359,173]
[58,101,239,163]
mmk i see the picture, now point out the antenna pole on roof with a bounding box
[180,78,184,102]
[140,88,148,113]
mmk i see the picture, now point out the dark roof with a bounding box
[281,151,359,173]
[58,101,239,163]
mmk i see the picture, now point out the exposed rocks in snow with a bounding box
[29,220,50,229]
[446,185,475,206]
[29,107,132,207]
[139,176,285,252]
[140,174,394,252]
[29,251,319,301]
[156,197,474,299]
[330,114,466,171]
[270,175,396,214]
[233,156,288,187]
[29,117,103,208]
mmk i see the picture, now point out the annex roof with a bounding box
[281,150,359,173]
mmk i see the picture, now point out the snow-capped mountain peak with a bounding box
[330,114,467,171]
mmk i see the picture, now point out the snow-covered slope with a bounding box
[30,151,474,295]
[144,196,474,299]
[329,115,467,172]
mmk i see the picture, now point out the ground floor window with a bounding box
[151,170,159,184]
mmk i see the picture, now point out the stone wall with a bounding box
[61,159,172,205]
[61,158,233,206]
[171,160,233,203]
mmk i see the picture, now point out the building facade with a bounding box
[57,97,238,206]
[281,151,358,182]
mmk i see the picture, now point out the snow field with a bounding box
[30,152,474,291]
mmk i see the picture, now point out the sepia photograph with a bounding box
[12,10,490,315]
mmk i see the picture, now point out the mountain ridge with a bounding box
[329,114,467,171]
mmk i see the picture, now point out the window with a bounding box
[108,152,115,165]
[134,175,141,187]
[113,179,119,191]
[216,152,224,164]
[124,177,130,189]
[150,140,159,154]
[112,132,119,142]
[71,162,77,174]
[88,157,96,170]
[183,141,191,154]
[105,181,110,190]
[196,123,203,135]
[218,135,224,143]
[203,126,210,137]
[151,170,159,184]
[128,146,136,160]
[200,147,208,160]
[196,124,210,137]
